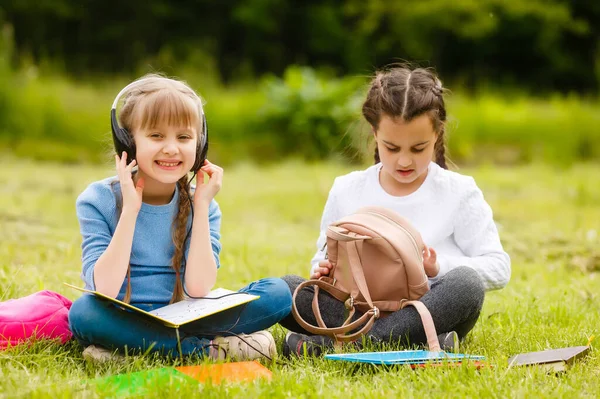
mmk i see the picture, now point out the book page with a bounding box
[148,288,259,326]
[64,283,258,328]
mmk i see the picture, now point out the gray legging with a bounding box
[280,266,485,346]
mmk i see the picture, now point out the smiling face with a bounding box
[374,113,438,196]
[133,123,198,186]
[118,78,204,200]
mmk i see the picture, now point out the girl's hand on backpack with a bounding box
[195,160,223,206]
[423,245,440,277]
[115,152,145,213]
[311,260,332,279]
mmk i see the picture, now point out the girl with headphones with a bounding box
[68,74,292,363]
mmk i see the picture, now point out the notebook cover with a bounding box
[176,361,272,384]
[508,346,590,367]
[324,350,485,365]
[410,360,490,369]
[92,368,195,396]
[91,362,271,396]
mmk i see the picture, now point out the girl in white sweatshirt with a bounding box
[279,65,511,356]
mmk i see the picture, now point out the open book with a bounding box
[64,283,259,328]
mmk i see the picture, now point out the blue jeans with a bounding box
[68,278,292,356]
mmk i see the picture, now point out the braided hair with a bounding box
[362,66,448,169]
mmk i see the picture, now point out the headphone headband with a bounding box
[111,77,205,115]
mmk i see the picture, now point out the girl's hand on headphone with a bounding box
[116,151,145,213]
[423,245,439,277]
[195,160,223,207]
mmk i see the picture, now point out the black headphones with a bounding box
[110,78,209,173]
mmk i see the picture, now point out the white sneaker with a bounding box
[209,331,277,361]
[82,345,123,364]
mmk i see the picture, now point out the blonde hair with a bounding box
[119,74,204,135]
[113,74,204,304]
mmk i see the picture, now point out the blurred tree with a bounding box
[0,0,598,92]
[343,0,595,92]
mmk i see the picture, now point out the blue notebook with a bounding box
[324,350,485,365]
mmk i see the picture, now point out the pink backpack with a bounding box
[292,206,440,350]
[0,290,73,349]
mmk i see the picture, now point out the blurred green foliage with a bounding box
[1,0,599,93]
[253,67,365,161]
[447,93,600,164]
[0,23,599,166]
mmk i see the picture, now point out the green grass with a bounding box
[1,157,599,398]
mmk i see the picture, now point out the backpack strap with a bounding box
[401,300,441,352]
[327,225,372,242]
[291,237,384,343]
[291,280,441,348]
[354,300,403,312]
[291,279,379,343]
[325,226,376,309]
[311,285,378,342]
[346,239,374,309]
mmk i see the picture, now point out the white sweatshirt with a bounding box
[310,162,511,291]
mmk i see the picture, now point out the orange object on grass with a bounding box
[176,361,272,384]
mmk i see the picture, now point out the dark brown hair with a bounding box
[362,66,448,168]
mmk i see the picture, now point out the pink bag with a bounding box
[0,290,73,349]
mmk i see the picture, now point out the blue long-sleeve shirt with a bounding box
[76,176,222,309]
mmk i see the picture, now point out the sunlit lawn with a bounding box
[0,156,599,398]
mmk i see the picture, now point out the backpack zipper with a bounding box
[364,211,423,263]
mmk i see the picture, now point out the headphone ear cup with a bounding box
[111,109,136,163]
[113,128,136,164]
[192,115,209,173]
[195,140,208,172]
[121,128,136,164]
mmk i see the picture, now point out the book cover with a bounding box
[64,283,259,328]
[508,346,590,369]
[176,361,272,383]
[92,367,196,397]
[324,350,485,365]
[409,360,489,369]
[90,362,272,396]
